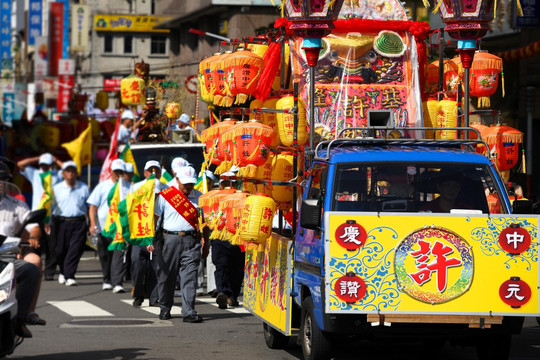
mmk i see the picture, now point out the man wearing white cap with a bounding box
[151,165,208,322]
[124,162,135,183]
[116,110,140,144]
[17,153,64,281]
[87,158,131,293]
[170,156,192,170]
[129,160,166,307]
[51,161,89,287]
[169,113,197,142]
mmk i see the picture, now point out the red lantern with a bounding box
[222,120,278,167]
[222,48,264,106]
[481,124,523,171]
[222,192,251,236]
[201,118,237,166]
[210,52,232,107]
[199,54,217,104]
[443,57,462,92]
[470,51,503,108]
[426,60,440,95]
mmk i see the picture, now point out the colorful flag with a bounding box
[102,181,127,250]
[100,112,121,182]
[160,167,173,184]
[119,175,155,246]
[119,142,140,182]
[61,122,92,175]
[38,171,53,222]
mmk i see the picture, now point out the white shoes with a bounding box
[65,279,77,286]
[58,274,66,285]
[112,285,125,293]
[102,283,113,291]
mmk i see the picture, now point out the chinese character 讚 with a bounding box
[340,280,362,298]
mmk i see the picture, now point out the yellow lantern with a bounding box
[96,91,109,111]
[243,181,256,194]
[249,99,263,121]
[436,100,458,140]
[422,99,438,139]
[255,152,274,196]
[271,151,294,203]
[120,74,145,105]
[238,194,275,245]
[165,102,181,119]
[276,96,308,147]
[261,98,280,136]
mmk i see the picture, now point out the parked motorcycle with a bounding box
[0,181,46,357]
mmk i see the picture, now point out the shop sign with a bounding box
[93,15,171,33]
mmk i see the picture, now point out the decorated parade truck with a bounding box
[242,128,538,360]
[192,0,536,359]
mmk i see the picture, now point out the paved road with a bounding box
[7,250,540,360]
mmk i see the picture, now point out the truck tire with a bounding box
[263,322,289,349]
[475,333,512,360]
[300,296,332,360]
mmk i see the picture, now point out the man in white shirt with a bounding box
[151,166,208,322]
[116,110,141,144]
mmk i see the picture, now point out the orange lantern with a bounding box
[120,74,145,105]
[481,124,523,171]
[222,48,264,106]
[470,51,504,108]
[165,102,181,119]
[200,118,237,166]
[199,188,237,231]
[222,192,251,239]
[238,193,276,245]
[276,96,308,147]
[426,60,440,95]
[271,151,294,203]
[96,91,109,111]
[199,54,217,104]
[422,99,438,139]
[470,123,489,154]
[222,120,278,167]
[443,57,462,92]
[215,121,245,174]
[210,52,230,107]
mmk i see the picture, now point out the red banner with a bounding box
[48,2,63,77]
[104,78,121,91]
[57,74,74,112]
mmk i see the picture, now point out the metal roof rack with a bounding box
[314,127,491,161]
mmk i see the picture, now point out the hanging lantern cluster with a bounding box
[221,120,278,167]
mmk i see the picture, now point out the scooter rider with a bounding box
[0,162,41,338]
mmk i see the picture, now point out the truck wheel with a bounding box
[301,296,332,360]
[263,322,289,349]
[476,333,512,360]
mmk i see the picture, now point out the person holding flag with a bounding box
[129,160,166,308]
[119,141,140,182]
[17,153,64,283]
[151,166,209,322]
[51,161,89,287]
[87,159,130,293]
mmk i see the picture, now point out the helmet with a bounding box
[0,162,12,179]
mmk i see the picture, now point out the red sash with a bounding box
[159,186,199,230]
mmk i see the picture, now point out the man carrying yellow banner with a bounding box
[119,142,141,182]
[17,153,64,282]
[88,159,131,294]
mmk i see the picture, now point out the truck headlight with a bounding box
[0,262,15,305]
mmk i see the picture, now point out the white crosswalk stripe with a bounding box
[48,300,114,317]
[196,296,248,314]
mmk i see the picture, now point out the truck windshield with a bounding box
[332,163,506,214]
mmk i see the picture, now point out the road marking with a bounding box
[196,296,249,314]
[60,318,172,328]
[48,301,114,317]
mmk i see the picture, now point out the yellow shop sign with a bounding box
[93,15,171,33]
[325,212,539,316]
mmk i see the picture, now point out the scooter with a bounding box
[0,181,46,358]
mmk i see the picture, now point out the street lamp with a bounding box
[435,0,497,132]
[283,0,344,164]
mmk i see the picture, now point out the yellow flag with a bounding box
[38,171,53,222]
[102,181,127,250]
[61,123,92,175]
[123,175,155,246]
[119,142,140,181]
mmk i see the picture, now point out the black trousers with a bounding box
[42,229,57,277]
[211,239,245,299]
[131,245,158,303]
[97,235,127,287]
[53,216,87,280]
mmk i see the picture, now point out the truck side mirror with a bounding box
[300,199,322,230]
[512,199,533,214]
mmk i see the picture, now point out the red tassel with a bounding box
[253,41,282,102]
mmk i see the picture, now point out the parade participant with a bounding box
[202,170,217,297]
[117,110,140,144]
[51,161,89,286]
[87,159,130,292]
[17,153,63,281]
[212,172,244,309]
[136,96,169,142]
[170,113,197,142]
[124,163,135,183]
[0,162,42,336]
[151,166,208,322]
[130,160,166,308]
[420,170,471,213]
[171,156,192,170]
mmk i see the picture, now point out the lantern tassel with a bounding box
[421,0,430,9]
[522,149,526,174]
[478,96,490,109]
[516,0,524,16]
[501,71,505,97]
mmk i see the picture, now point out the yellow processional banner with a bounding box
[243,233,293,335]
[119,176,155,246]
[325,212,539,316]
[102,181,127,250]
[38,171,53,222]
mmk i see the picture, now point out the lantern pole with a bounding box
[457,40,476,137]
[303,39,321,167]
